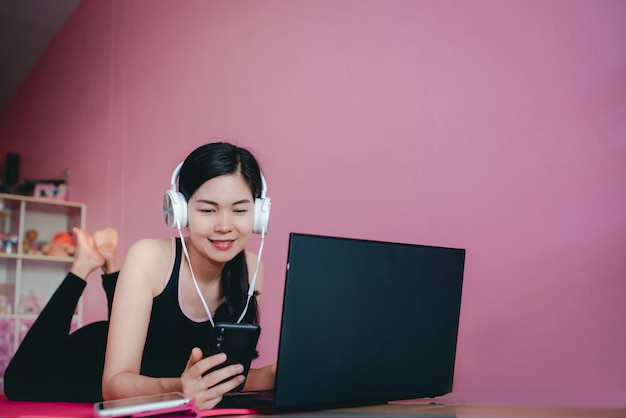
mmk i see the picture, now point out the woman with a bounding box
[102,142,275,410]
[5,142,275,410]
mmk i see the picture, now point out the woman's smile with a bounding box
[209,239,235,250]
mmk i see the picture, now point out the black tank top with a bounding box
[140,238,230,377]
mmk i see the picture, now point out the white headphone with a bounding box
[163,161,271,234]
[162,161,270,326]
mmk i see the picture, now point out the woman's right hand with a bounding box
[180,347,246,410]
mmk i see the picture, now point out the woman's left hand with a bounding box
[180,347,246,410]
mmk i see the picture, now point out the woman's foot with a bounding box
[93,228,120,274]
[70,228,105,280]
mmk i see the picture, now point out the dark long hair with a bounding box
[178,142,262,324]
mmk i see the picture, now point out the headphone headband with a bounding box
[170,162,184,189]
[163,161,271,234]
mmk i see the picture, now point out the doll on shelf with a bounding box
[22,229,39,255]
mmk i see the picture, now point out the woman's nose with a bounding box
[214,212,234,232]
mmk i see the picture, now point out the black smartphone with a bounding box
[204,322,261,392]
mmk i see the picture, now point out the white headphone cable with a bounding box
[177,225,215,328]
[237,228,265,323]
[177,224,264,327]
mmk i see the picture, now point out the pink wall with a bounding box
[1,0,625,408]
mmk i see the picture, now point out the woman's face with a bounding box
[186,172,255,264]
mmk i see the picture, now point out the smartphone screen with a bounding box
[204,323,261,392]
[93,392,193,417]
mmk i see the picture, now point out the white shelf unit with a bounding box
[0,193,86,393]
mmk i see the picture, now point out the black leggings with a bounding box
[3,272,118,402]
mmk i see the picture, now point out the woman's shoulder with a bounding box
[121,237,174,294]
[123,237,175,269]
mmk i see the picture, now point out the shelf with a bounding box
[0,193,84,208]
[0,253,74,262]
[0,313,80,320]
[0,193,86,386]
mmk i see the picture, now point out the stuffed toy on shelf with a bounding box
[41,231,75,257]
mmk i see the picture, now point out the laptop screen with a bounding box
[273,233,466,410]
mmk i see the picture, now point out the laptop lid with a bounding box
[272,233,466,411]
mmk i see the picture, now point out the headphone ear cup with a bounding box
[253,197,271,234]
[163,189,188,228]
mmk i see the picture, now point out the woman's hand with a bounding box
[181,347,246,410]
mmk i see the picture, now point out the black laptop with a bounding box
[220,232,466,412]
